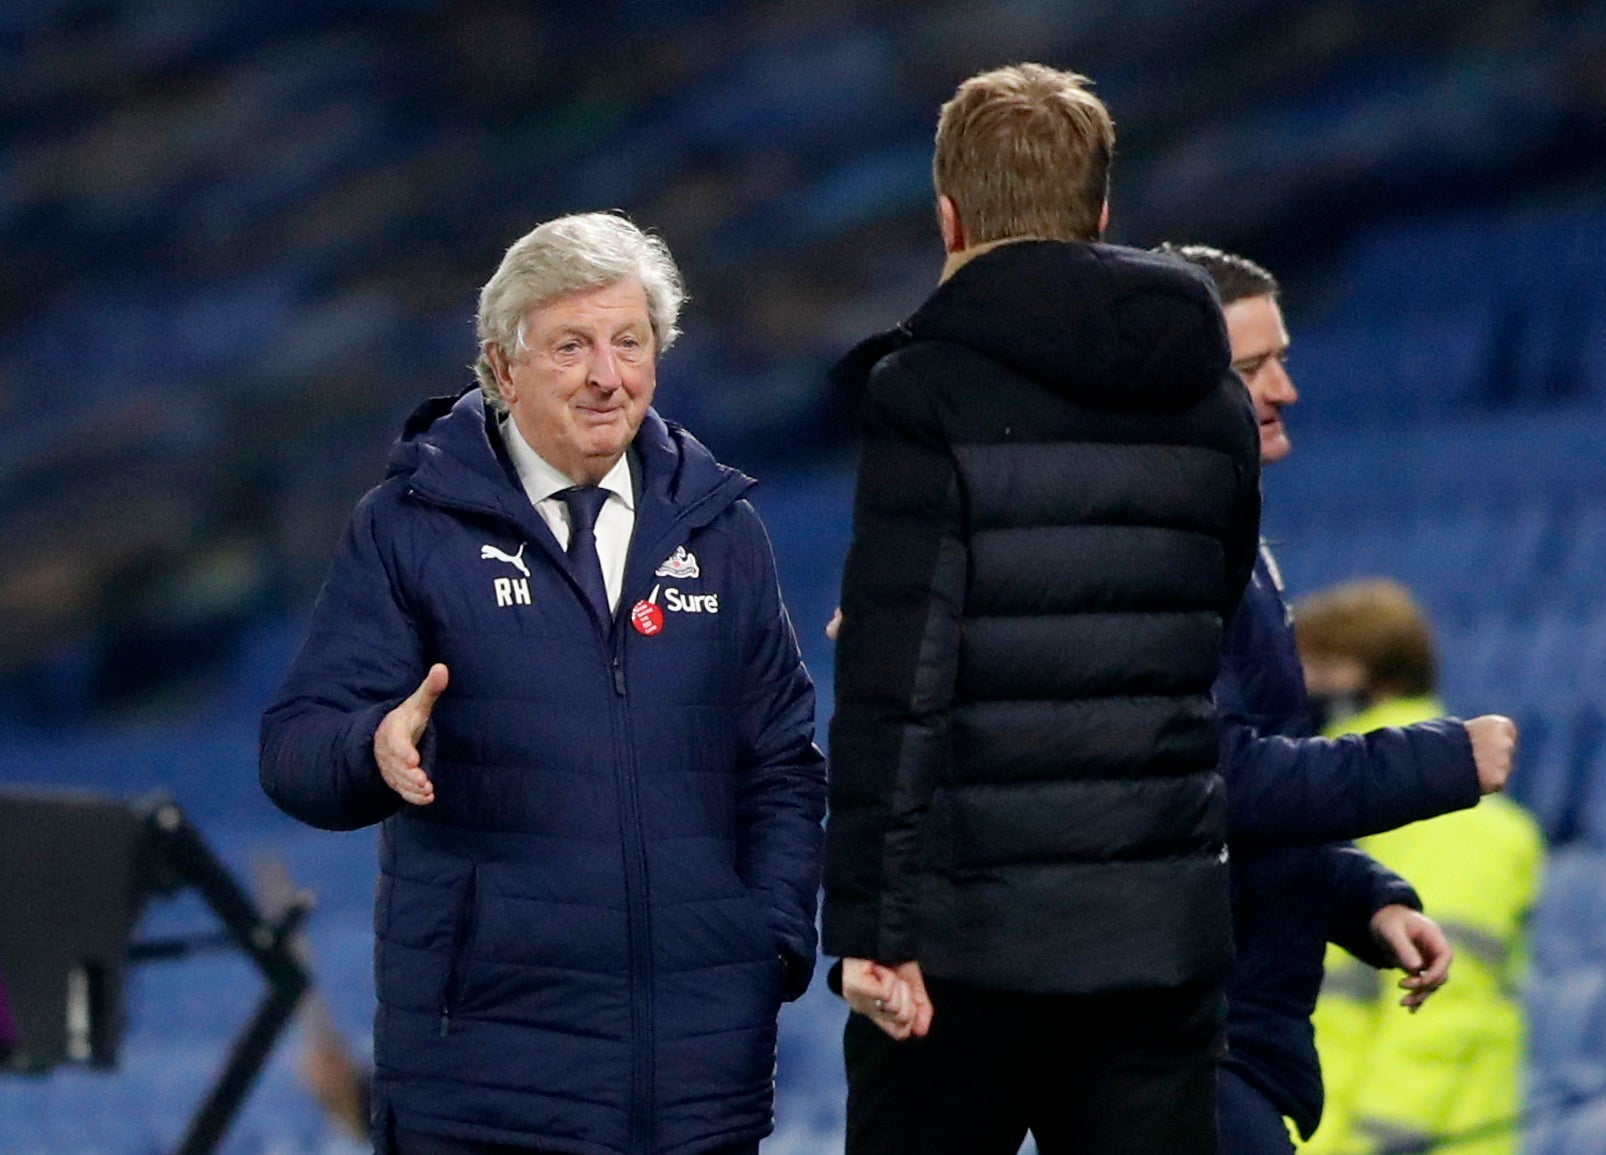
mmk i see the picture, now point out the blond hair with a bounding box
[1293,579,1438,699]
[933,63,1114,245]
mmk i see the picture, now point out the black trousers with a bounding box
[843,977,1224,1155]
[1216,1068,1295,1155]
[393,1125,760,1155]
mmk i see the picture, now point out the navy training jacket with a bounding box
[260,389,827,1155]
[1214,546,1479,1138]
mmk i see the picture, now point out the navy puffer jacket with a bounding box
[261,389,827,1155]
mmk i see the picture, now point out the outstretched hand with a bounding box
[373,664,449,806]
[1370,905,1452,1013]
[841,958,934,1041]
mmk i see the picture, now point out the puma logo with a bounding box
[480,543,530,578]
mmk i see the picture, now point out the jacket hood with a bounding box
[385,387,752,529]
[833,241,1232,412]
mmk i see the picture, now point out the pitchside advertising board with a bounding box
[0,791,150,1071]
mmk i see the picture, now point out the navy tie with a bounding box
[556,486,612,626]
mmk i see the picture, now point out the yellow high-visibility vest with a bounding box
[1302,697,1544,1155]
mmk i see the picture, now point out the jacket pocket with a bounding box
[439,866,480,1036]
[738,889,788,995]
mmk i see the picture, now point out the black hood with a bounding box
[833,240,1232,412]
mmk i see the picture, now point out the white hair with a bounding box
[474,212,685,408]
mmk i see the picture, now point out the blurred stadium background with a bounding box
[2,0,1605,1151]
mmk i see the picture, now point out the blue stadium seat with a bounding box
[1338,214,1497,315]
[1530,849,1606,975]
[1524,1090,1606,1155]
[1577,610,1606,706]
[1506,610,1591,716]
[1525,964,1606,1111]
[1437,616,1494,710]
[1574,743,1606,853]
[1583,306,1606,397]
[1556,506,1606,611]
[1505,711,1577,845]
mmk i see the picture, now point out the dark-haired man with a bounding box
[1161,243,1518,1153]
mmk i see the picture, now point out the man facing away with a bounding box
[822,64,1263,1155]
[1163,244,1519,1154]
[260,212,827,1155]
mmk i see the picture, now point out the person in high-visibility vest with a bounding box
[1296,579,1545,1155]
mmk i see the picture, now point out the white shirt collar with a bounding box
[501,417,635,511]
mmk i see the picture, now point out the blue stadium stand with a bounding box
[1,2,1605,1150]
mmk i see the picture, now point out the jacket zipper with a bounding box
[439,865,480,1037]
[405,476,746,1145]
[606,623,656,1154]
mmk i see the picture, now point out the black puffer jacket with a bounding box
[822,241,1261,994]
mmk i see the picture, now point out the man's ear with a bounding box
[938,195,967,255]
[485,343,516,405]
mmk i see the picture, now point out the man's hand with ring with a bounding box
[842,958,934,1041]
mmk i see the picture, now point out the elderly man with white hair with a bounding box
[261,212,827,1155]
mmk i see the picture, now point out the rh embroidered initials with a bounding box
[494,577,532,607]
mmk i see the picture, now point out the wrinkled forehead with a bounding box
[519,279,653,339]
